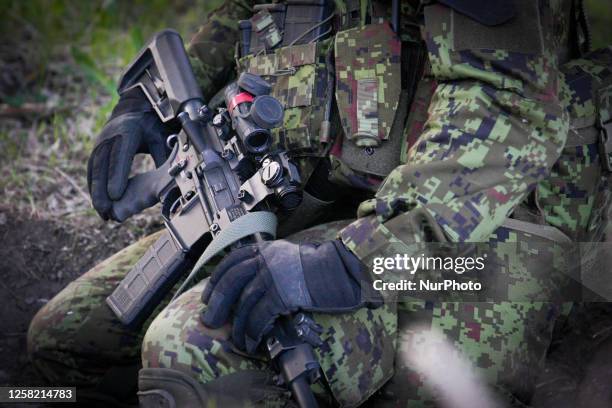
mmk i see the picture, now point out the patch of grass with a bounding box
[586,0,612,50]
[0,0,222,227]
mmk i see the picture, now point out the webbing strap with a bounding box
[360,0,369,26]
[501,218,571,243]
[565,126,599,147]
[171,211,278,302]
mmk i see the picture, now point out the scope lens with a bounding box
[245,129,271,153]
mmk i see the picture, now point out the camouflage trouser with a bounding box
[26,231,164,404]
[28,218,574,407]
[27,221,397,407]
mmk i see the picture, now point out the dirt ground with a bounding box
[0,206,161,390]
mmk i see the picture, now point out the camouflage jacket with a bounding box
[186,0,606,276]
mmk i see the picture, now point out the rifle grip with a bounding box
[110,145,176,222]
[106,231,191,328]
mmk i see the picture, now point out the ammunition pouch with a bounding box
[238,40,332,151]
[238,34,334,188]
[332,21,427,185]
[334,22,401,149]
[240,1,428,190]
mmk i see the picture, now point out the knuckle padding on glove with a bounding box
[202,246,258,303]
[87,138,115,219]
[301,241,362,309]
[105,115,145,200]
[260,241,313,309]
[232,279,269,351]
[88,108,173,221]
[202,259,259,328]
[201,239,380,353]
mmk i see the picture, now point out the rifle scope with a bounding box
[224,73,284,154]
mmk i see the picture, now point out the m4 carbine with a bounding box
[105,30,321,408]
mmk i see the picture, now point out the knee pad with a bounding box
[138,368,208,408]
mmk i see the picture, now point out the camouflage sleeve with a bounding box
[186,0,254,100]
[340,3,569,266]
[539,47,612,242]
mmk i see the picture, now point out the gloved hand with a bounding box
[201,239,382,353]
[87,88,174,221]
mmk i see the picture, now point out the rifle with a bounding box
[105,29,321,408]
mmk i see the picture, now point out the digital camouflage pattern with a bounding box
[142,286,397,407]
[525,51,612,406]
[188,0,255,101]
[389,300,565,406]
[242,40,330,150]
[340,220,578,405]
[141,220,397,407]
[237,39,333,187]
[539,47,612,242]
[27,231,165,400]
[27,222,579,406]
[27,0,612,407]
[343,2,569,246]
[29,221,398,407]
[334,22,402,147]
[401,65,436,162]
[337,0,600,406]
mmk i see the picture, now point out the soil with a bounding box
[0,206,161,391]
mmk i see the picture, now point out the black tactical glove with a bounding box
[87,88,174,221]
[201,239,382,353]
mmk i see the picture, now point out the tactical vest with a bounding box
[236,0,427,192]
[235,0,611,248]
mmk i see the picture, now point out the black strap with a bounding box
[569,0,591,58]
[576,0,592,54]
[343,0,362,29]
[598,118,612,173]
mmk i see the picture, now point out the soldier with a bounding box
[27,0,612,407]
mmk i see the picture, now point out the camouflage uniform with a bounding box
[28,0,612,406]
